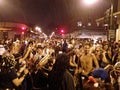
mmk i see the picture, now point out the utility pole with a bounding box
[96,0,119,41]
[110,0,113,30]
[108,0,115,41]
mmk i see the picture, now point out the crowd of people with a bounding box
[0,37,120,90]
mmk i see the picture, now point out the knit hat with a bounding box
[92,68,108,80]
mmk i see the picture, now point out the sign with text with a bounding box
[108,30,115,40]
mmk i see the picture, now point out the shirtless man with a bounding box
[80,44,99,76]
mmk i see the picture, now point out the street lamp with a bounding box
[35,26,42,33]
[83,0,98,6]
[81,0,98,30]
[83,0,115,41]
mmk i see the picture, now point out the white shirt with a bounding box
[0,45,6,55]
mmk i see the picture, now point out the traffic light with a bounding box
[57,26,67,35]
[21,27,26,31]
[60,29,65,35]
[61,29,64,33]
[20,27,27,35]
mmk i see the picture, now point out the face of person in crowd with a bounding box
[95,48,101,55]
[84,44,90,55]
[103,44,109,51]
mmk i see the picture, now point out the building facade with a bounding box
[116,0,120,41]
[0,22,29,40]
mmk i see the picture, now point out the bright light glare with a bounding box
[35,26,42,32]
[22,27,25,30]
[83,0,97,5]
[0,0,5,4]
[61,30,64,33]
[0,0,2,3]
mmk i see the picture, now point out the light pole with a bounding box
[110,0,113,30]
[96,0,119,41]
[83,0,98,6]
[108,0,116,41]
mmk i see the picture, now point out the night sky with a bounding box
[0,0,111,33]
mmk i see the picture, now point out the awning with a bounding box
[0,27,12,31]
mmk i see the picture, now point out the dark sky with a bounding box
[0,0,111,33]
